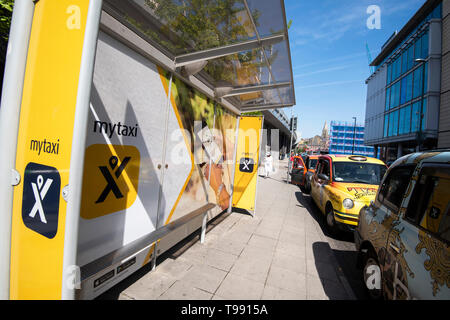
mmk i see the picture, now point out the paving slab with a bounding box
[262,285,306,300]
[215,273,265,300]
[266,265,307,296]
[229,255,271,284]
[179,264,227,294]
[101,159,357,300]
[157,280,213,300]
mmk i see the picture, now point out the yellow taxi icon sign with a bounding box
[81,144,140,219]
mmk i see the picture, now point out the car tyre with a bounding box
[362,250,383,300]
[303,180,311,194]
[325,203,338,235]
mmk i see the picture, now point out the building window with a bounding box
[387,63,392,85]
[401,50,408,74]
[421,32,429,59]
[400,76,407,105]
[388,112,394,137]
[407,45,414,70]
[392,58,397,82]
[392,57,398,81]
[413,66,423,99]
[422,98,427,131]
[406,72,413,102]
[395,56,402,80]
[412,101,421,132]
[392,110,399,136]
[389,84,394,109]
[414,35,422,61]
[385,87,390,111]
[390,80,400,108]
[384,114,389,138]
[399,104,411,135]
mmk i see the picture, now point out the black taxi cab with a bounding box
[309,154,387,233]
[355,150,450,300]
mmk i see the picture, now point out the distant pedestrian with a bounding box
[264,152,273,178]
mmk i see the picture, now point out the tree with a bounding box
[0,0,14,92]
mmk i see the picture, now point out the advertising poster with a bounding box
[232,116,263,213]
[159,70,238,223]
[8,0,90,299]
[77,29,240,283]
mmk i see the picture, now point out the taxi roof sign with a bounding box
[349,156,368,162]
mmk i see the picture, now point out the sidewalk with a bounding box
[100,160,356,300]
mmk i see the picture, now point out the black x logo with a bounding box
[96,156,131,204]
[239,158,254,173]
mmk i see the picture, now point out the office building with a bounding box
[329,121,374,156]
[364,0,449,162]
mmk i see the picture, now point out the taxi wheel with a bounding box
[325,203,338,234]
[304,181,311,195]
[363,250,383,300]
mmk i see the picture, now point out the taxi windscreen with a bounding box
[333,162,387,185]
[309,159,318,170]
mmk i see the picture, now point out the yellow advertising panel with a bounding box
[9,0,90,299]
[232,116,263,212]
[80,144,140,219]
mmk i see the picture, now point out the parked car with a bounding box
[309,155,387,233]
[355,150,450,300]
[301,155,319,194]
[289,156,307,192]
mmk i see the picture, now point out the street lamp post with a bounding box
[415,58,427,152]
[287,108,294,184]
[352,117,357,155]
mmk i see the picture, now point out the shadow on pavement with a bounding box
[295,190,368,300]
[312,242,351,300]
[311,242,368,300]
[294,191,353,242]
[332,248,369,300]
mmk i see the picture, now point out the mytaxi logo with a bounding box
[81,144,140,219]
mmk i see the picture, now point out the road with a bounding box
[292,188,369,300]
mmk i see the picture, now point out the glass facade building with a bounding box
[364,0,444,162]
[383,27,430,139]
[329,121,374,157]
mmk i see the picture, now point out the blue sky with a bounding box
[285,0,427,139]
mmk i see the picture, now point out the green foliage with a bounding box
[242,111,262,116]
[128,0,266,84]
[1,0,14,88]
[1,0,14,44]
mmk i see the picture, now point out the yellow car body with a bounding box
[310,155,387,232]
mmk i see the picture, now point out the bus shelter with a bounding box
[0,0,295,299]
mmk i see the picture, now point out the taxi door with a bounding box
[310,157,331,212]
[383,164,450,300]
[291,156,306,186]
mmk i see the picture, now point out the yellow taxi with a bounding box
[310,154,387,233]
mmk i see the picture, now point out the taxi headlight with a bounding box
[343,198,354,209]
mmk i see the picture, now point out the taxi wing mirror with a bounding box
[318,173,330,181]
